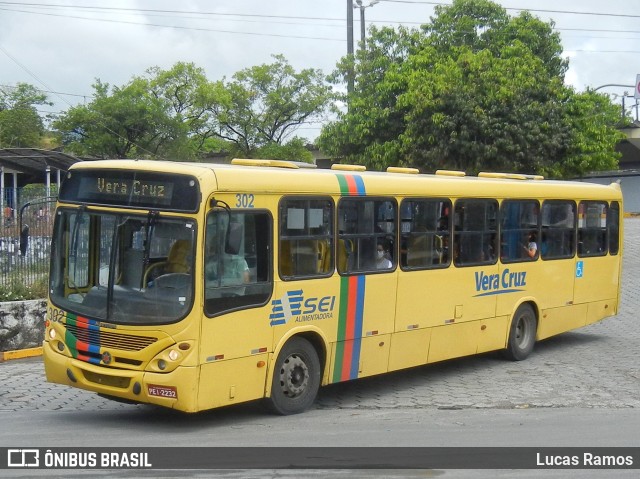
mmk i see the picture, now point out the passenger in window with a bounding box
[206,242,250,287]
[523,231,538,259]
[540,231,549,257]
[376,242,392,269]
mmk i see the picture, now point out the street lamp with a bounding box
[354,0,379,48]
[346,0,378,95]
[593,84,637,122]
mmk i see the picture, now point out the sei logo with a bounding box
[270,290,336,326]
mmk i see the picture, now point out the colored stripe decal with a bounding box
[65,313,101,363]
[350,275,366,380]
[333,172,367,382]
[336,173,365,196]
[333,275,366,382]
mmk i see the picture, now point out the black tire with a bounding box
[268,337,321,415]
[503,303,537,361]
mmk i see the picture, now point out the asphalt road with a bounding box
[1,219,639,478]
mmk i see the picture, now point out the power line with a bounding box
[378,0,640,19]
[0,2,346,23]
[0,3,346,29]
[0,83,90,99]
[1,3,638,45]
[2,1,639,24]
[0,43,168,159]
[0,7,345,42]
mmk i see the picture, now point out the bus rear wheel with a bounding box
[503,303,537,361]
[268,337,321,415]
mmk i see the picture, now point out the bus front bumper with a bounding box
[42,340,199,412]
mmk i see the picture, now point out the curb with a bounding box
[0,347,43,362]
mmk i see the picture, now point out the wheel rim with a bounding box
[279,353,309,398]
[515,314,533,349]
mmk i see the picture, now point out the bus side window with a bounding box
[541,201,576,260]
[279,197,333,280]
[500,200,540,263]
[400,198,451,270]
[453,199,498,267]
[578,201,608,257]
[338,197,396,274]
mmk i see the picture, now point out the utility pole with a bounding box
[348,0,379,95]
[347,0,354,94]
[355,0,379,48]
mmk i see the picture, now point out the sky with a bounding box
[1,0,639,142]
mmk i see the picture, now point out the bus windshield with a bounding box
[50,208,196,325]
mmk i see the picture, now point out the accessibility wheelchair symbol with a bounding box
[576,261,584,278]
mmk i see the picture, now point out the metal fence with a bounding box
[1,186,55,293]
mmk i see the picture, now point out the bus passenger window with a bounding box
[400,199,451,270]
[541,201,575,260]
[500,200,540,263]
[578,201,608,257]
[338,197,396,274]
[279,197,333,280]
[453,199,498,267]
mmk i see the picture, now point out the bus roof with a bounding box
[68,159,622,201]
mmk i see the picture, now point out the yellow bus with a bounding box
[43,159,623,414]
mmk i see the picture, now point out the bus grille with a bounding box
[65,323,158,351]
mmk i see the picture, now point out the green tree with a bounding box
[320,26,422,165]
[319,0,622,178]
[255,137,313,162]
[54,57,328,161]
[0,83,51,147]
[145,62,220,159]
[546,90,624,178]
[203,54,332,159]
[54,78,173,158]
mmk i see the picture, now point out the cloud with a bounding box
[1,0,637,138]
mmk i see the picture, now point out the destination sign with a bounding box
[59,169,200,212]
[86,177,174,204]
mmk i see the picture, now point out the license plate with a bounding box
[147,384,178,399]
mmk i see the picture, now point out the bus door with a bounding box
[395,199,451,367]
[534,201,581,338]
[198,204,273,410]
[573,201,621,324]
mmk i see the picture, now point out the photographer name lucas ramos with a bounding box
[536,452,634,467]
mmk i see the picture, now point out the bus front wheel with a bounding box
[503,303,537,361]
[268,337,321,415]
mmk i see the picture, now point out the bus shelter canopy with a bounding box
[0,148,80,186]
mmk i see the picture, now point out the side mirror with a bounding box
[225,222,243,255]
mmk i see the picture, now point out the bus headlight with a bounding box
[146,341,195,373]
